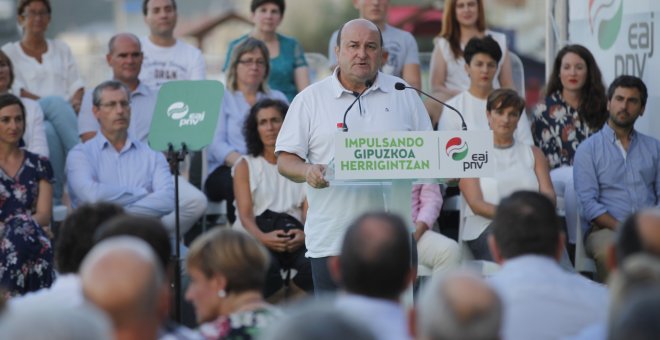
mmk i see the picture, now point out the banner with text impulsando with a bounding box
[148,80,224,152]
[332,130,494,180]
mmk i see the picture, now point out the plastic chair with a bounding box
[575,214,597,273]
[509,51,526,97]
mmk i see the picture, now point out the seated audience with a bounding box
[81,236,169,340]
[532,44,607,249]
[185,228,279,339]
[330,212,414,340]
[9,203,124,308]
[0,93,54,297]
[416,270,502,340]
[66,81,174,223]
[233,98,312,298]
[459,89,554,260]
[2,0,84,204]
[437,36,532,144]
[0,50,48,157]
[574,75,660,282]
[207,37,287,224]
[226,0,309,102]
[488,191,607,340]
[412,183,460,273]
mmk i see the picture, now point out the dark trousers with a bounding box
[204,165,236,224]
[309,256,339,295]
[466,225,494,261]
[263,246,314,298]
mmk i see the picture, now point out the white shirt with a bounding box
[78,81,157,143]
[328,24,420,77]
[1,40,84,98]
[438,90,533,146]
[21,98,49,157]
[434,30,508,92]
[489,255,608,340]
[275,70,431,257]
[231,155,306,230]
[9,274,82,310]
[336,294,410,340]
[139,37,206,90]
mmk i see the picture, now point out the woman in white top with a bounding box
[459,89,554,261]
[429,0,514,124]
[233,98,312,298]
[2,0,84,204]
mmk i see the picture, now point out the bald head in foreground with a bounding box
[416,271,502,340]
[80,236,168,340]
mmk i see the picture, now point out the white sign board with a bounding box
[333,130,494,180]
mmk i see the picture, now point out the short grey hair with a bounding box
[418,271,502,340]
[92,80,131,108]
[107,32,141,54]
[609,254,660,325]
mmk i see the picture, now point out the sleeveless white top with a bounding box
[436,30,508,93]
[232,155,306,231]
[462,141,538,241]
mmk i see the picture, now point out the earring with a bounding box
[217,289,226,298]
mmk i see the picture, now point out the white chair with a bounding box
[455,193,501,276]
[509,51,526,97]
[575,214,597,273]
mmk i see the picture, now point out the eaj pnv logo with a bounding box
[446,137,468,161]
[589,0,623,50]
[167,101,206,127]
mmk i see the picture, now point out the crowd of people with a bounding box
[0,0,659,339]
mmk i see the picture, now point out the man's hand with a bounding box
[305,164,329,189]
[285,229,305,252]
[258,231,289,253]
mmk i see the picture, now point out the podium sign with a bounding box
[333,130,494,180]
[149,80,224,151]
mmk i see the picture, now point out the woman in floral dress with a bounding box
[0,93,54,297]
[531,44,607,250]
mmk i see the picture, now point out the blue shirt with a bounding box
[574,123,660,225]
[66,133,174,217]
[78,81,157,143]
[207,89,287,173]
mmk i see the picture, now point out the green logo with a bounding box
[590,0,623,50]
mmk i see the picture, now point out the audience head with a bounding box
[606,75,647,130]
[333,212,412,300]
[226,37,271,92]
[334,19,384,90]
[55,203,125,274]
[185,228,270,323]
[95,215,172,272]
[353,0,390,26]
[17,0,52,33]
[486,89,525,138]
[463,36,501,91]
[0,93,27,144]
[417,270,502,340]
[489,191,562,262]
[92,80,131,136]
[441,0,486,57]
[244,98,288,157]
[0,303,112,340]
[106,33,143,85]
[0,51,15,91]
[262,300,376,340]
[142,0,177,36]
[609,254,660,317]
[251,0,285,14]
[250,0,285,34]
[81,236,167,340]
[546,44,607,130]
[613,208,660,268]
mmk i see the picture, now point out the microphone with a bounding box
[394,82,467,131]
[341,80,373,132]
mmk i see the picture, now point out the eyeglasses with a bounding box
[98,101,130,109]
[22,10,50,18]
[237,59,267,67]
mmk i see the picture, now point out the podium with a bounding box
[328,130,494,231]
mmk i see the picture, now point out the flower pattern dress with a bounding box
[531,91,597,169]
[198,307,280,340]
[0,151,55,297]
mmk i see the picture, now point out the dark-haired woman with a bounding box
[532,44,607,247]
[0,93,54,297]
[233,98,312,299]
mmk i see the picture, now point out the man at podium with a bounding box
[275,19,432,292]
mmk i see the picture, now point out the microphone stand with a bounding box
[166,142,187,322]
[395,83,468,131]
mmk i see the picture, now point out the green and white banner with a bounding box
[148,80,224,151]
[333,130,494,180]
